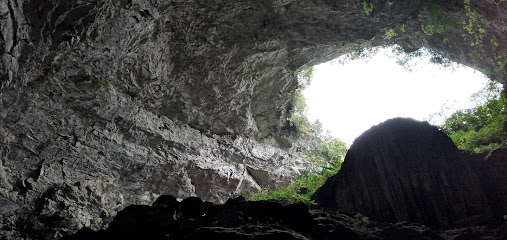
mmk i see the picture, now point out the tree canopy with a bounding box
[440,83,506,153]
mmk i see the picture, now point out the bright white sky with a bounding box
[303,47,490,147]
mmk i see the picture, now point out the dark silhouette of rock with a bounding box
[65,195,506,240]
[312,118,492,228]
[473,146,507,221]
[152,195,178,208]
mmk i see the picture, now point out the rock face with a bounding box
[65,195,507,240]
[473,146,507,221]
[1,0,507,238]
[313,118,492,228]
[0,98,303,238]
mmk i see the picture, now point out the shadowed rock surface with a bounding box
[473,146,507,221]
[65,195,507,240]
[313,118,492,228]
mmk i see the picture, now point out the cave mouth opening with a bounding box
[299,45,500,147]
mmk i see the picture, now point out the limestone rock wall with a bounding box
[0,0,311,237]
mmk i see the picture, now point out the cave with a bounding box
[0,0,506,239]
[302,46,493,146]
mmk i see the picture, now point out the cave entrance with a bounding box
[301,46,499,147]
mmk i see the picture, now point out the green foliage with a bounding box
[400,24,406,33]
[343,43,362,60]
[496,55,507,72]
[362,1,374,15]
[291,66,313,87]
[243,147,345,204]
[421,24,435,36]
[481,68,493,78]
[385,28,397,40]
[429,54,452,67]
[440,83,507,153]
[421,3,460,36]
[251,69,348,204]
[303,66,314,85]
[339,42,379,63]
[288,67,317,137]
[393,46,454,70]
[462,0,488,47]
[354,213,370,223]
[344,43,356,53]
[419,1,490,48]
[304,138,348,166]
[490,38,499,47]
[289,91,311,136]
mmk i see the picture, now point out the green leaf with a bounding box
[362,2,374,15]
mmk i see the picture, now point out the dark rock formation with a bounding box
[313,118,492,228]
[1,0,507,238]
[64,195,506,240]
[473,146,507,221]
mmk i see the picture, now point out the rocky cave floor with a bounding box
[65,195,507,240]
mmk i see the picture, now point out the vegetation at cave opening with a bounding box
[462,0,488,47]
[288,66,315,138]
[243,67,347,204]
[439,82,506,153]
[243,140,345,204]
[253,43,504,203]
[421,3,460,36]
[338,43,456,73]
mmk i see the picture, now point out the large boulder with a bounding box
[312,118,492,228]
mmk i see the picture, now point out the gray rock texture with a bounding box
[0,0,506,238]
[313,118,492,228]
[0,82,303,238]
